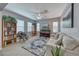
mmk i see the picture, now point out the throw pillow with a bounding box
[55,35,63,46]
[54,33,59,40]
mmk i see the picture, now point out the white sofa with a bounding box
[45,33,79,56]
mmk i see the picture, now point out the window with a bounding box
[37,23,40,32]
[53,22,58,32]
[17,19,24,33]
[27,22,32,32]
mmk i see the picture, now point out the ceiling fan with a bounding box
[32,10,49,20]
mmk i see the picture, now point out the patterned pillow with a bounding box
[55,35,63,46]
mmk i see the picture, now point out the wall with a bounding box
[38,17,61,34]
[0,12,2,50]
[60,3,79,40]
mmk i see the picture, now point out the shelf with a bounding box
[2,15,17,47]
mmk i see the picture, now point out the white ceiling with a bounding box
[4,3,67,20]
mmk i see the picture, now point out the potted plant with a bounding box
[51,46,64,56]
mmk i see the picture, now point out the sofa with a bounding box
[45,32,79,56]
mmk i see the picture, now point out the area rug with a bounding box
[22,37,49,56]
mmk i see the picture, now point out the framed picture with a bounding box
[63,3,74,28]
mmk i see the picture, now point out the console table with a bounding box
[40,32,50,37]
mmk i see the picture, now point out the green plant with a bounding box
[51,46,63,56]
[2,15,8,22]
[2,15,17,23]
